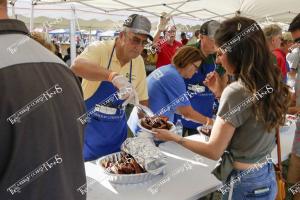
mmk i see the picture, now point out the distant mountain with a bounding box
[16,15,200,32]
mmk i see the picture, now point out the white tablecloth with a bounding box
[84,124,295,200]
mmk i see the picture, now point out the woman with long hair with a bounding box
[151,16,290,199]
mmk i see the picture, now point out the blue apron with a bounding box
[83,44,132,161]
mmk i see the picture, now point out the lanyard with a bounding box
[107,42,133,83]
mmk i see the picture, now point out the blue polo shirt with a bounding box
[127,64,191,135]
[148,64,191,122]
[175,53,217,129]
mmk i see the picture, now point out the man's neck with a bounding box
[115,38,130,67]
[202,49,210,57]
[167,39,174,45]
[175,66,185,77]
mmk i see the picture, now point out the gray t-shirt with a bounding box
[212,81,276,181]
[287,47,300,156]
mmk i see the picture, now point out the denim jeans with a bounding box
[222,162,277,200]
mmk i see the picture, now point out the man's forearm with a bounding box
[153,29,162,43]
[178,106,210,125]
[186,109,210,125]
[71,58,111,81]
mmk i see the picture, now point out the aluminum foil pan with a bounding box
[121,137,167,175]
[97,152,165,184]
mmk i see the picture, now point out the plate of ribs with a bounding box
[98,151,162,184]
[137,116,176,136]
[197,125,213,137]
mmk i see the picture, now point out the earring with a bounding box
[237,23,242,31]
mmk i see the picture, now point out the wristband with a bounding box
[176,136,185,145]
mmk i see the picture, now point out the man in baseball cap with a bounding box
[178,19,226,136]
[199,20,221,54]
[71,14,151,161]
[200,20,221,39]
[123,14,153,41]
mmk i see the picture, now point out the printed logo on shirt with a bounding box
[187,84,206,93]
[152,69,164,80]
[126,73,136,81]
[7,154,63,196]
[7,84,63,125]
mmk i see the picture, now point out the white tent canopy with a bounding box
[7,0,300,64]
[8,0,300,24]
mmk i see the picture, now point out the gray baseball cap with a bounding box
[123,14,153,41]
[200,20,220,39]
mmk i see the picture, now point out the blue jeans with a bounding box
[222,162,277,200]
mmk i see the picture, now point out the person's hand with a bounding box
[152,128,180,142]
[111,75,130,90]
[203,71,227,98]
[288,43,300,53]
[157,12,171,31]
[122,88,139,106]
[206,118,214,126]
[112,75,139,105]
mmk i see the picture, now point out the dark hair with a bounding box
[289,13,300,32]
[214,16,290,131]
[142,49,147,54]
[181,32,186,37]
[172,46,205,69]
[194,30,200,37]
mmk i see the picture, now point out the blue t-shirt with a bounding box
[148,64,191,122]
[175,54,216,129]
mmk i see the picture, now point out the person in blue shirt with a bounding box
[175,20,226,136]
[128,46,214,135]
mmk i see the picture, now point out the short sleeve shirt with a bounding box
[273,49,288,82]
[156,40,182,68]
[213,81,276,181]
[147,64,191,122]
[286,47,300,156]
[78,39,148,101]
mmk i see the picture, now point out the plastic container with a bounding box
[175,119,183,137]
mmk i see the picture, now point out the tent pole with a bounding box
[12,6,15,18]
[89,27,92,45]
[11,3,16,18]
[70,5,76,66]
[9,0,17,19]
[30,1,35,32]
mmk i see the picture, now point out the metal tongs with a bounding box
[135,104,154,118]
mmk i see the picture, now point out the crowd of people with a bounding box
[1,0,300,199]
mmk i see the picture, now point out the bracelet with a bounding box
[108,72,118,82]
[176,136,185,145]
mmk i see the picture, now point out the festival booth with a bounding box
[7,1,300,199]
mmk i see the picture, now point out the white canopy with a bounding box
[8,0,300,25]
[7,0,299,65]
